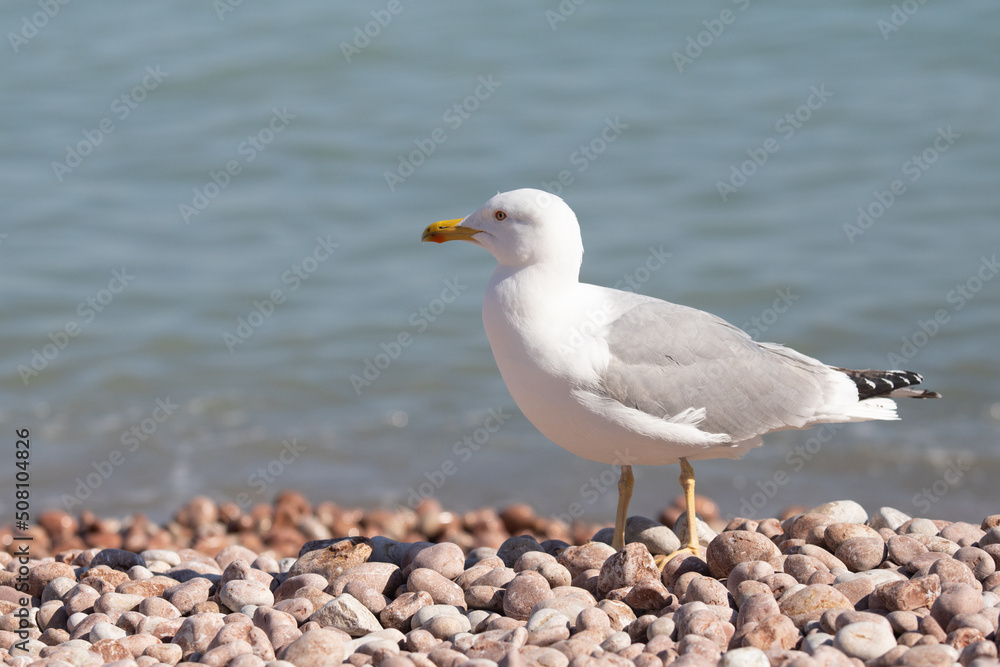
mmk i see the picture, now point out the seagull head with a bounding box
[422,188,584,272]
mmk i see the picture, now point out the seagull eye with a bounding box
[494,211,506,221]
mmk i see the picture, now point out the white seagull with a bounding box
[422,189,939,560]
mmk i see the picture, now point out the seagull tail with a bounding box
[833,367,942,401]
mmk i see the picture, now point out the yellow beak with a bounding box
[421,218,480,244]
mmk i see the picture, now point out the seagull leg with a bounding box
[657,457,701,569]
[611,464,633,552]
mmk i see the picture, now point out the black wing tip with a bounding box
[836,367,941,400]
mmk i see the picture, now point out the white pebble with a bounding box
[833,621,896,661]
[719,647,770,667]
[89,621,126,642]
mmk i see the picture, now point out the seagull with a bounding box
[421,188,940,560]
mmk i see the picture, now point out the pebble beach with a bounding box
[3,494,1000,667]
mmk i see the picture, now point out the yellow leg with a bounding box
[611,464,633,552]
[658,458,701,568]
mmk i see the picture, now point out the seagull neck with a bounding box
[491,262,580,298]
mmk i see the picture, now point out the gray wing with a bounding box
[597,296,833,442]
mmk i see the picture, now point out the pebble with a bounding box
[504,571,554,620]
[280,628,347,666]
[705,531,782,579]
[719,646,769,667]
[624,516,682,556]
[310,593,384,636]
[219,579,275,610]
[807,500,868,524]
[869,506,912,532]
[833,536,886,572]
[408,568,467,608]
[596,543,659,597]
[407,542,466,580]
[832,621,896,660]
[777,585,854,629]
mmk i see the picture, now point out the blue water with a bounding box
[2,0,999,527]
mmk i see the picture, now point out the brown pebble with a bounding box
[739,613,798,651]
[163,577,213,615]
[835,536,886,572]
[907,551,952,574]
[557,542,616,579]
[623,579,673,612]
[329,562,405,597]
[472,566,517,589]
[660,555,711,589]
[919,613,948,642]
[928,557,978,588]
[90,638,133,662]
[343,580,389,615]
[784,554,828,585]
[290,538,373,580]
[406,542,466,580]
[172,612,227,656]
[824,523,882,553]
[28,561,77,598]
[465,585,504,612]
[930,582,983,629]
[726,561,775,598]
[683,576,730,607]
[274,573,329,602]
[940,522,985,547]
[793,544,848,572]
[877,574,941,612]
[596,543,659,597]
[504,571,553,621]
[778,584,854,629]
[279,628,347,666]
[705,531,781,579]
[736,592,780,630]
[144,642,183,665]
[953,547,996,582]
[887,535,929,567]
[761,573,799,599]
[407,568,467,608]
[958,640,998,665]
[788,514,836,541]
